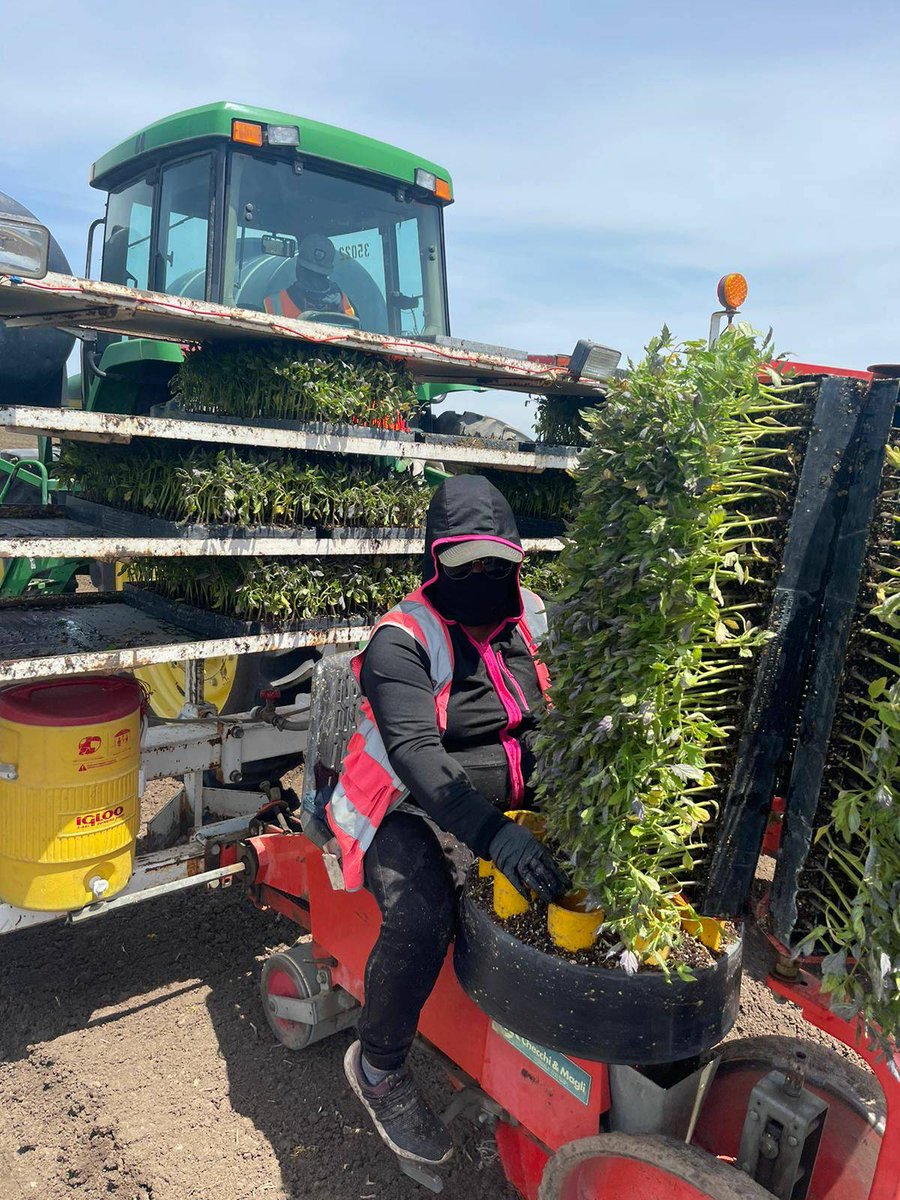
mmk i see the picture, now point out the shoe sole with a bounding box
[343,1042,454,1167]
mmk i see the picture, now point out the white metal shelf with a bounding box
[0,404,581,471]
[0,594,371,682]
[0,516,564,560]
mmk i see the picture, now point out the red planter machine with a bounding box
[218,818,899,1200]
[225,353,899,1199]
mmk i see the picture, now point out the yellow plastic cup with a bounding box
[548,892,604,952]
[504,809,546,838]
[634,934,670,967]
[493,870,530,918]
[676,894,726,952]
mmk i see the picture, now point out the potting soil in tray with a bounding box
[467,872,738,973]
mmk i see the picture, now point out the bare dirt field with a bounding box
[0,838,875,1200]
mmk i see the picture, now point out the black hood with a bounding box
[421,475,524,623]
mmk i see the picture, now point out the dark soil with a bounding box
[468,873,739,972]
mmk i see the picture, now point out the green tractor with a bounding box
[4,100,467,717]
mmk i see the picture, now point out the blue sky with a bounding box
[4,0,900,430]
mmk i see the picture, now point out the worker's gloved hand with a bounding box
[488,821,570,903]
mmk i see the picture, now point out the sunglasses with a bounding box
[441,557,515,581]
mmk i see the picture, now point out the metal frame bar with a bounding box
[0,459,51,504]
[0,404,579,471]
[0,622,368,682]
[0,271,603,396]
[0,525,563,559]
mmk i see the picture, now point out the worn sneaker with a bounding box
[344,1041,454,1166]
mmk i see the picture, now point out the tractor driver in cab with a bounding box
[263,233,356,320]
[324,474,571,1168]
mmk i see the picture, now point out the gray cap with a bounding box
[438,539,523,568]
[297,233,336,275]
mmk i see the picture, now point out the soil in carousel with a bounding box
[454,875,743,1066]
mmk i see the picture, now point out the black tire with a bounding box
[454,888,742,1065]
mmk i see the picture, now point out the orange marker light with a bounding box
[717,272,748,311]
[434,178,452,201]
[232,120,264,147]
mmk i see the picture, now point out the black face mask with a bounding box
[430,564,511,626]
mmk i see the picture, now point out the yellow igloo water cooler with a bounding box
[0,675,143,911]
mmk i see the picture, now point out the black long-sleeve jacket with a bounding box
[358,475,548,858]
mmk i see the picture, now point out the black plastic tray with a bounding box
[122,583,371,638]
[59,493,423,545]
[770,378,900,941]
[703,376,869,915]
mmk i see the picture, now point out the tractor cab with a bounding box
[84,101,453,409]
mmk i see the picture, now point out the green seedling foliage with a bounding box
[128,557,422,623]
[486,469,579,523]
[532,326,810,969]
[59,441,429,530]
[534,393,599,447]
[798,434,900,1048]
[128,554,560,624]
[169,339,418,428]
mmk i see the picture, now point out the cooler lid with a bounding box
[0,675,143,727]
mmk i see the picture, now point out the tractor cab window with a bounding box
[101,176,153,290]
[155,155,213,299]
[224,152,448,337]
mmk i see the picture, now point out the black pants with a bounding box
[357,811,464,1072]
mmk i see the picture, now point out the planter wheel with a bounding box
[537,1133,773,1200]
[260,945,320,1051]
[692,1035,885,1200]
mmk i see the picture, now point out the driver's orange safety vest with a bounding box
[325,587,550,891]
[264,288,355,319]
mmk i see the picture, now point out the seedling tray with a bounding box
[59,493,425,546]
[703,376,872,915]
[150,402,575,459]
[122,582,371,638]
[59,493,318,542]
[770,378,900,942]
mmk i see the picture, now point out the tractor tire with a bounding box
[139,648,319,786]
[537,1133,772,1200]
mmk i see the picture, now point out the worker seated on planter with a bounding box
[263,233,355,319]
[326,474,570,1167]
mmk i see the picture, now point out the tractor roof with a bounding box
[90,100,453,196]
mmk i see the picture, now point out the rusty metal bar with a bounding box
[0,271,610,396]
[0,405,580,471]
[0,528,565,559]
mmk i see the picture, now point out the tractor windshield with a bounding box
[224,152,449,337]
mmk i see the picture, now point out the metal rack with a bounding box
[0,271,590,932]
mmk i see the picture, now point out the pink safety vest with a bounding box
[325,586,550,891]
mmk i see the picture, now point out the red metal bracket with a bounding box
[768,969,900,1200]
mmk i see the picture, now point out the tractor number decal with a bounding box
[490,1021,592,1104]
[78,736,102,755]
[74,806,125,830]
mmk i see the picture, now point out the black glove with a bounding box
[488,821,571,903]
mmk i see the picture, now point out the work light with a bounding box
[0,214,50,279]
[568,340,622,383]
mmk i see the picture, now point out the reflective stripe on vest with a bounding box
[264,288,355,318]
[325,586,549,891]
